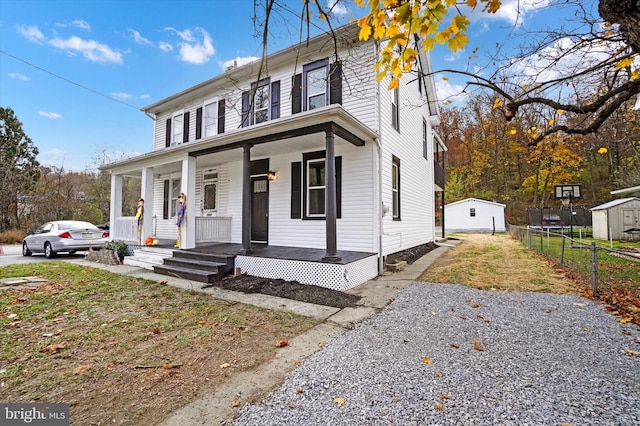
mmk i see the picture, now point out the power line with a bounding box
[0,49,142,111]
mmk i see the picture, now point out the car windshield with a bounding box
[59,222,97,231]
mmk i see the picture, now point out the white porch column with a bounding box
[109,173,123,242]
[181,156,196,249]
[141,167,154,243]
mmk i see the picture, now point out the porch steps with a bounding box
[153,250,235,283]
[123,247,174,270]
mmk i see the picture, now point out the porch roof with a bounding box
[101,105,377,175]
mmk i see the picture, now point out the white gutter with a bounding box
[376,40,384,275]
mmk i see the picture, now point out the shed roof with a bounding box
[590,197,640,211]
[445,198,506,208]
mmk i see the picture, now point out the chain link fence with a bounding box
[508,225,640,298]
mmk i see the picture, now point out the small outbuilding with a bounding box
[445,198,506,233]
[591,197,640,241]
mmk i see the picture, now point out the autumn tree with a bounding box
[0,106,40,231]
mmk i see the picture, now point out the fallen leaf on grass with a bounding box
[72,365,91,375]
[287,402,296,409]
[436,371,444,377]
[220,363,231,369]
[296,387,304,393]
[620,317,633,324]
[473,338,484,351]
[471,303,480,308]
[477,315,490,323]
[421,356,432,364]
[162,364,173,369]
[434,403,445,412]
[230,398,241,407]
[40,342,66,355]
[275,340,289,347]
[439,394,450,399]
[334,397,346,405]
[624,349,639,356]
[198,319,207,325]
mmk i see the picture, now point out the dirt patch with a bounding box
[204,274,361,309]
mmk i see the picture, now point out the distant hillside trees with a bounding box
[0,107,40,232]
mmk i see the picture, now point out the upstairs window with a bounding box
[241,79,280,127]
[391,88,400,131]
[196,98,225,139]
[422,118,428,160]
[292,59,342,114]
[165,110,189,147]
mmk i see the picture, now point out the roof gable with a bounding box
[445,198,506,209]
[591,197,640,211]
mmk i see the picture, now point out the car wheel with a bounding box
[22,242,32,257]
[44,242,56,259]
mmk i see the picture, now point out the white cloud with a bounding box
[49,36,123,64]
[17,25,45,43]
[129,29,151,45]
[176,28,215,64]
[164,27,196,42]
[56,20,91,31]
[327,0,348,15]
[38,111,63,119]
[112,92,133,100]
[221,56,260,70]
[435,77,467,105]
[50,148,66,156]
[9,72,29,81]
[159,41,173,52]
[140,94,151,99]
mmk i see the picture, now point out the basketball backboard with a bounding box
[554,184,582,199]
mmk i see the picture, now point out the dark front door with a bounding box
[251,176,269,243]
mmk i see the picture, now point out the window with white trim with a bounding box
[254,82,270,124]
[202,168,218,212]
[307,158,326,217]
[172,110,184,145]
[391,88,400,131]
[392,155,400,220]
[170,177,181,217]
[203,98,218,138]
[306,64,328,110]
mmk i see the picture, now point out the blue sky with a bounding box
[0,0,572,172]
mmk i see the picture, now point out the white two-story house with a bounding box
[102,23,445,291]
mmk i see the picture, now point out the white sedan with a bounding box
[22,220,109,258]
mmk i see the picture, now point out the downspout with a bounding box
[375,40,384,275]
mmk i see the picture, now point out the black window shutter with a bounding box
[183,111,190,143]
[336,156,342,218]
[195,107,202,139]
[329,61,342,105]
[271,80,280,120]
[291,161,302,219]
[163,180,170,219]
[165,118,171,147]
[218,99,225,134]
[241,91,250,128]
[292,73,302,114]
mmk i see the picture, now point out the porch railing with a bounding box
[113,217,138,242]
[196,216,232,243]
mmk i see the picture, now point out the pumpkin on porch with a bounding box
[145,236,154,246]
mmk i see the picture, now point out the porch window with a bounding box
[241,79,280,127]
[392,155,400,220]
[292,151,341,220]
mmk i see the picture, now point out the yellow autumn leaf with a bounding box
[421,356,433,364]
[334,397,346,405]
[598,147,608,154]
[614,57,633,71]
[486,0,501,13]
[441,76,449,81]
[466,0,477,7]
[624,348,640,356]
[388,77,400,90]
[358,21,372,41]
[620,317,633,324]
[473,337,484,351]
[374,25,386,39]
[548,119,555,125]
[493,98,504,109]
[436,370,444,377]
[509,128,517,135]
[557,109,565,114]
[435,403,445,411]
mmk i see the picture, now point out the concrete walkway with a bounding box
[7,241,457,424]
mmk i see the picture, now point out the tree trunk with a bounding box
[599,0,640,53]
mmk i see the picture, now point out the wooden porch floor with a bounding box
[184,243,376,265]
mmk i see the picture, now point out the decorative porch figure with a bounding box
[135,198,144,245]
[175,193,186,248]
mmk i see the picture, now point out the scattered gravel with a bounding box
[234,282,640,425]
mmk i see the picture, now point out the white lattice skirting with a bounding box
[234,255,379,291]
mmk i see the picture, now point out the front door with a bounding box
[251,176,269,243]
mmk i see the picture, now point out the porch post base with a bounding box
[239,248,253,255]
[321,255,342,263]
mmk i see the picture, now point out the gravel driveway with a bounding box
[234,282,640,425]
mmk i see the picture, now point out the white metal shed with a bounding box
[445,198,506,233]
[591,197,640,241]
